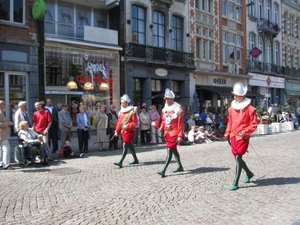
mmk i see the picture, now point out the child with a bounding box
[198,126,213,143]
[188,126,203,144]
[63,140,84,158]
[204,125,224,141]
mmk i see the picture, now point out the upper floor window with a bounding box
[171,16,183,51]
[0,0,24,24]
[198,0,213,13]
[247,0,254,16]
[274,42,279,65]
[266,0,270,20]
[249,33,255,50]
[132,5,146,44]
[274,4,279,24]
[223,0,241,22]
[291,15,295,36]
[153,11,165,47]
[223,31,241,65]
[257,0,262,19]
[258,36,263,61]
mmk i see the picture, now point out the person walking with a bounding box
[107,104,119,150]
[223,82,258,191]
[58,104,73,149]
[94,104,108,151]
[113,94,139,168]
[157,88,184,178]
[0,100,14,170]
[76,106,91,153]
[45,99,59,153]
[32,101,52,159]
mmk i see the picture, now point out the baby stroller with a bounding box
[14,139,49,166]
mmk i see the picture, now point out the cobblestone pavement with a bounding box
[1,131,300,225]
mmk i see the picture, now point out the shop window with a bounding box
[151,80,162,91]
[0,0,24,24]
[172,81,179,92]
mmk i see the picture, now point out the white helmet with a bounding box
[164,88,175,99]
[121,94,131,103]
[232,82,247,96]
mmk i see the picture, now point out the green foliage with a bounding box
[207,106,216,114]
[256,105,267,116]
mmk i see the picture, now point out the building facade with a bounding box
[246,0,284,108]
[281,0,300,107]
[119,0,195,109]
[43,0,121,111]
[0,0,39,129]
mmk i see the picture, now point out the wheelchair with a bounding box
[14,139,49,166]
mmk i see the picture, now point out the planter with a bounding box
[255,124,268,135]
[270,122,281,133]
[286,121,294,131]
[280,121,294,132]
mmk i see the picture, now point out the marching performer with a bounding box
[113,94,139,168]
[157,88,184,178]
[224,82,258,191]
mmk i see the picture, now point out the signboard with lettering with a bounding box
[249,47,262,59]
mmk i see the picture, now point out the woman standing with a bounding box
[94,105,108,151]
[76,106,91,153]
[139,107,151,145]
[149,105,162,144]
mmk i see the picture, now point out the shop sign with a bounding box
[248,73,285,88]
[249,47,262,59]
[76,75,112,84]
[212,77,227,85]
[155,68,168,77]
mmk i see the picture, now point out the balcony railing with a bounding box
[282,66,300,77]
[247,59,281,74]
[45,20,84,40]
[257,18,280,36]
[125,43,195,68]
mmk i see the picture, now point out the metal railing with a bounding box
[257,18,280,36]
[44,20,84,40]
[125,43,195,67]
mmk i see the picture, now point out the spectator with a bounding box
[139,107,151,145]
[62,140,84,158]
[45,98,59,153]
[149,105,162,144]
[14,101,32,133]
[133,106,140,146]
[107,104,119,150]
[186,114,196,129]
[194,113,204,127]
[58,104,72,149]
[94,105,108,151]
[0,100,14,170]
[32,101,52,159]
[76,106,91,153]
[56,103,63,140]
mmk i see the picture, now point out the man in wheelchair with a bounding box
[18,121,48,166]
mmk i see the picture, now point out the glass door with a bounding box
[0,72,28,135]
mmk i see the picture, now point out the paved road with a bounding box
[1,131,300,225]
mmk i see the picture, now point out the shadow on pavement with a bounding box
[186,167,230,174]
[252,177,300,187]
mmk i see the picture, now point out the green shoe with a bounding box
[129,160,139,165]
[113,162,123,168]
[230,185,239,191]
[244,173,254,183]
[172,167,184,173]
[157,171,166,178]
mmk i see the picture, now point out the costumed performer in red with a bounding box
[223,82,258,191]
[157,88,184,178]
[113,94,139,168]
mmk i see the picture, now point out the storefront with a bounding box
[248,73,285,107]
[45,41,121,112]
[285,79,300,107]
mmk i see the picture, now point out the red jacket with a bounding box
[115,108,137,143]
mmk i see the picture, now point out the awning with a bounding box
[196,85,264,99]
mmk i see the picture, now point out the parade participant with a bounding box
[157,88,184,178]
[113,94,139,168]
[223,82,258,191]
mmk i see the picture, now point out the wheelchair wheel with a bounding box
[23,159,30,166]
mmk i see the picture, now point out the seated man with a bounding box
[18,121,47,165]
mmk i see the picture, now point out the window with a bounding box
[284,13,288,32]
[249,34,255,50]
[274,4,278,24]
[223,32,242,65]
[197,27,214,61]
[291,15,295,36]
[236,7,240,22]
[151,79,162,91]
[290,55,294,67]
[0,0,24,24]
[223,0,241,22]
[222,1,227,16]
[284,46,288,66]
[132,5,146,44]
[171,16,183,51]
[258,37,263,61]
[153,11,165,47]
[266,40,271,64]
[266,0,270,21]
[172,81,179,92]
[196,38,200,58]
[257,0,262,19]
[247,0,254,16]
[274,42,279,66]
[228,3,234,20]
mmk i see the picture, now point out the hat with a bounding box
[232,82,247,96]
[194,113,199,117]
[164,88,175,99]
[121,94,131,103]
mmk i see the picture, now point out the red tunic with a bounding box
[115,108,137,143]
[160,104,184,148]
[224,104,258,155]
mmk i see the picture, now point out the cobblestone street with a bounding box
[1,131,300,225]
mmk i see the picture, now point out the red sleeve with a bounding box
[126,111,137,130]
[177,109,184,137]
